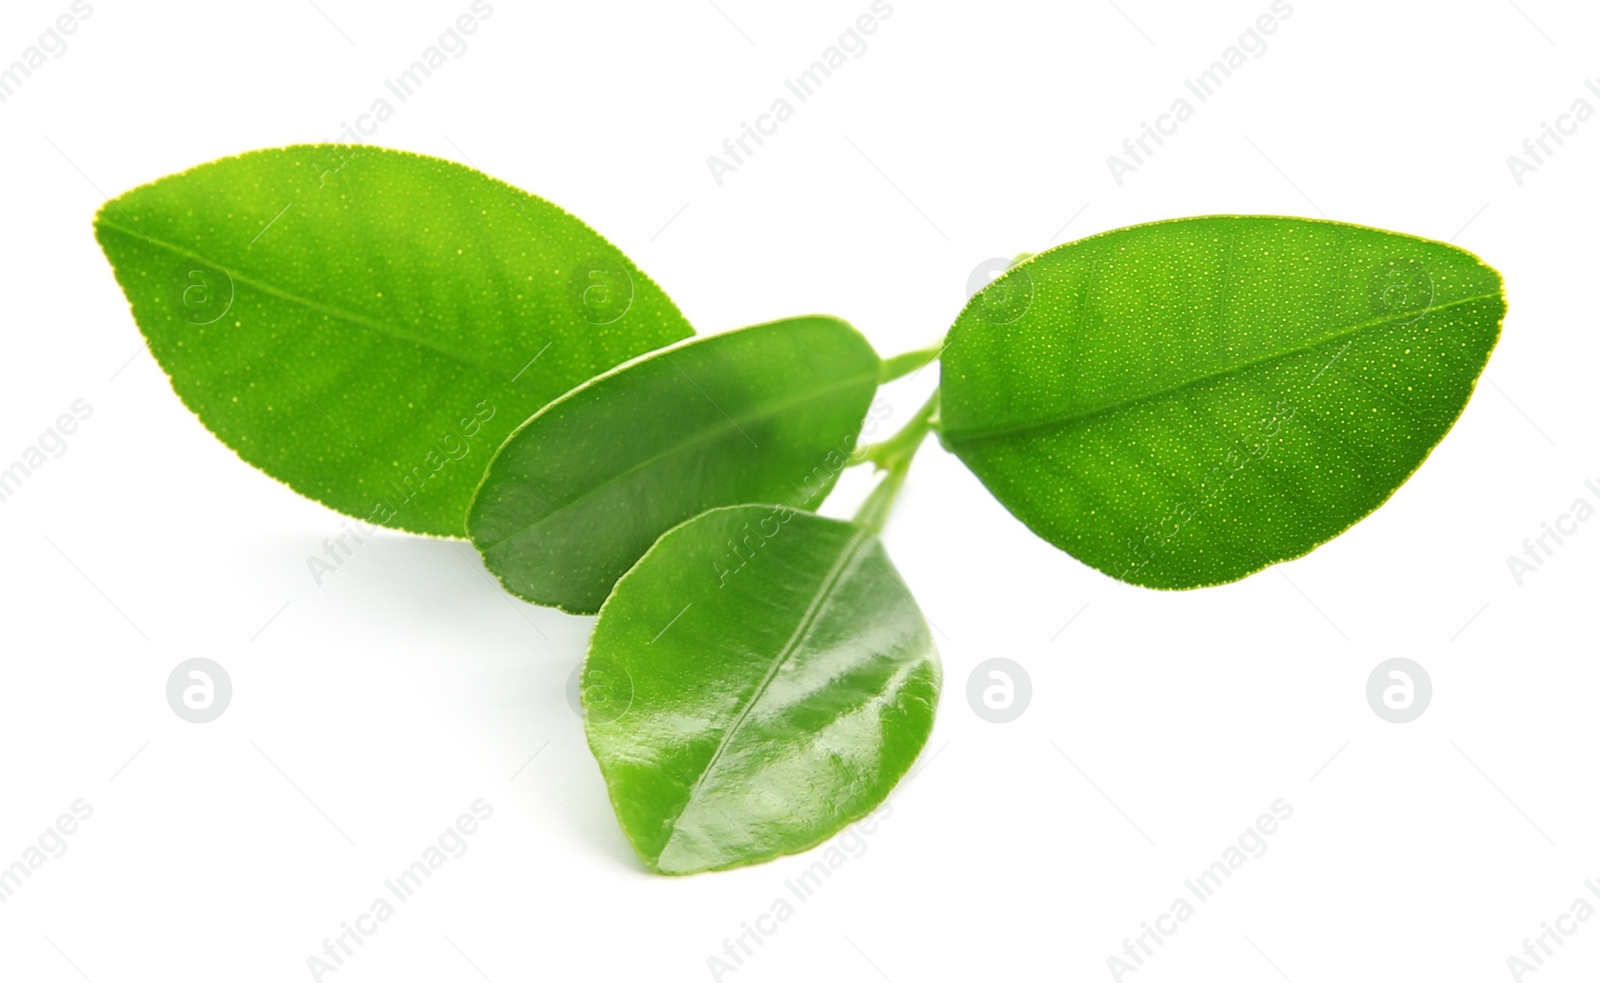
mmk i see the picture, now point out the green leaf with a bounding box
[940,215,1506,589]
[468,316,880,614]
[94,145,692,537]
[582,505,940,875]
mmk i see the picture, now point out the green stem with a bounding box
[878,341,945,384]
[857,389,940,469]
[853,389,939,535]
[854,455,912,535]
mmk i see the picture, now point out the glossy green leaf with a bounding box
[583,505,940,875]
[94,145,692,536]
[468,316,879,614]
[940,215,1506,589]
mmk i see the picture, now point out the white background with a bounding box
[0,1,1596,980]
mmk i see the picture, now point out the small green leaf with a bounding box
[468,316,879,614]
[583,505,940,875]
[940,215,1506,588]
[94,145,692,536]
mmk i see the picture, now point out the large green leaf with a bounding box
[940,216,1506,588]
[468,316,879,614]
[94,145,692,536]
[583,505,940,875]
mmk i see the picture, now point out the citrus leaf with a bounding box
[468,316,879,614]
[583,505,940,875]
[94,145,692,537]
[940,215,1506,589]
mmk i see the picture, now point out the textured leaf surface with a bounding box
[468,316,879,613]
[95,145,692,536]
[940,216,1505,588]
[583,505,940,874]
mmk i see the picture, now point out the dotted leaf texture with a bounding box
[939,216,1506,589]
[94,145,693,536]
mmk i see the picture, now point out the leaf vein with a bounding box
[655,526,873,860]
[478,372,877,552]
[942,291,1501,446]
[98,220,517,382]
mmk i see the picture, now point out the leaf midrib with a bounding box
[941,291,1501,446]
[479,371,877,552]
[655,524,872,863]
[98,220,521,382]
